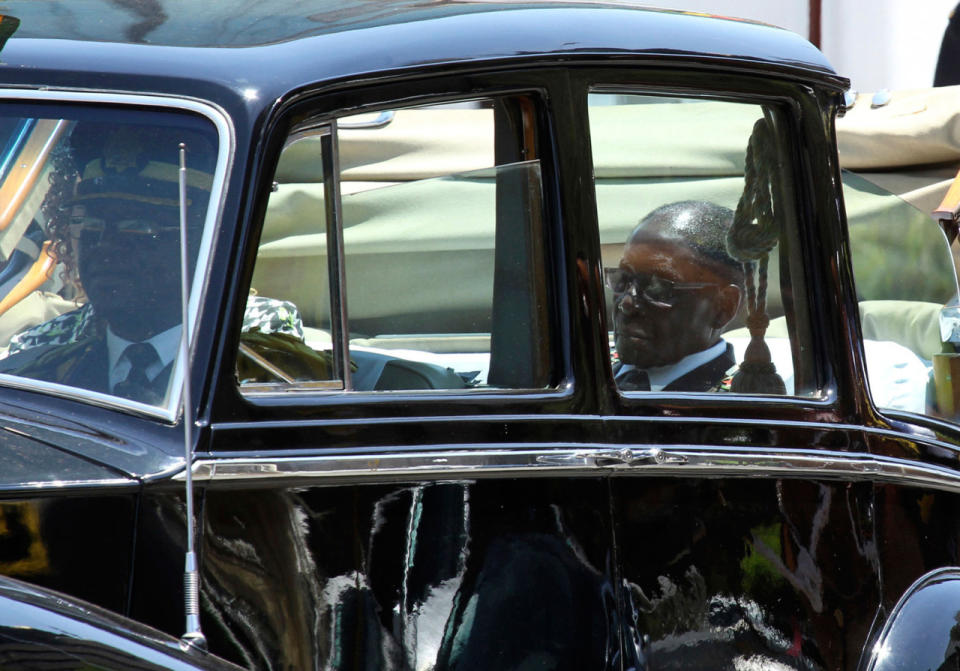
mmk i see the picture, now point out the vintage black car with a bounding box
[0,1,957,669]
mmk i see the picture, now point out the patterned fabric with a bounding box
[4,293,305,358]
[7,303,96,357]
[241,295,305,340]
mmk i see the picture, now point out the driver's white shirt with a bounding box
[107,324,181,392]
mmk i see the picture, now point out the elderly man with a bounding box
[607,200,744,392]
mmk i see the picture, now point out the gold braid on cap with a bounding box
[725,116,786,395]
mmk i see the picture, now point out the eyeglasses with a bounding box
[70,217,180,246]
[603,267,722,308]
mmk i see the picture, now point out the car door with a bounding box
[0,90,230,634]
[578,74,890,669]
[201,71,621,670]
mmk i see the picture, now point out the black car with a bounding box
[0,1,954,669]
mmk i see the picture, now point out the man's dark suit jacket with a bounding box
[0,336,172,401]
[614,342,736,392]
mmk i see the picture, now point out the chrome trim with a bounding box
[282,122,330,151]
[871,88,892,108]
[843,89,858,110]
[0,477,135,490]
[142,459,189,482]
[339,111,395,129]
[0,375,171,417]
[0,89,235,424]
[536,446,688,466]
[240,380,344,394]
[182,446,960,493]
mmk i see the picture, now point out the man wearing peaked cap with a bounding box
[0,122,216,406]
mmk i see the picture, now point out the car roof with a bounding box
[0,0,845,105]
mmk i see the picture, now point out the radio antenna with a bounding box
[178,142,205,651]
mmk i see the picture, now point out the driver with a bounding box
[0,124,214,405]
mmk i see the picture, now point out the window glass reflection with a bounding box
[0,108,219,409]
[240,97,552,394]
[845,170,960,417]
[590,93,814,396]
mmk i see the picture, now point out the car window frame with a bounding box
[571,72,838,414]
[229,81,567,408]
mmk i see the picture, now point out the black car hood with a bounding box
[0,398,179,488]
[0,425,136,490]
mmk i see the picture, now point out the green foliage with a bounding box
[845,172,957,304]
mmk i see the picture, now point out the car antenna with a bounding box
[178,142,206,651]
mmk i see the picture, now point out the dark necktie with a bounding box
[618,368,650,391]
[114,342,162,404]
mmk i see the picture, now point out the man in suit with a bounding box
[936,3,960,87]
[607,200,744,392]
[0,123,216,406]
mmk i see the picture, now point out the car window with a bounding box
[241,96,552,394]
[844,170,959,418]
[0,105,221,413]
[589,92,816,396]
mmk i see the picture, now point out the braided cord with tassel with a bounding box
[726,117,786,395]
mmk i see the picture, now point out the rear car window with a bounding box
[590,92,817,396]
[241,96,552,394]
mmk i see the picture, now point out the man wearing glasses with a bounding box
[0,124,214,406]
[606,200,744,392]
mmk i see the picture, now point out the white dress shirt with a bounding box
[616,340,728,391]
[107,324,182,394]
